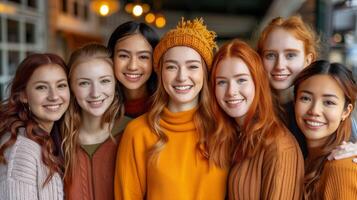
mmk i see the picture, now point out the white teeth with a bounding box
[44,105,60,111]
[305,120,324,127]
[88,100,103,105]
[125,73,141,78]
[174,86,191,90]
[226,99,244,104]
[272,74,289,78]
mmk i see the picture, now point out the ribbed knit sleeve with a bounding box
[114,115,150,200]
[318,158,357,200]
[261,132,304,200]
[0,135,63,200]
[229,130,304,200]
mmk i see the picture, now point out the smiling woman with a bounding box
[62,43,124,200]
[211,39,304,200]
[114,18,235,200]
[293,60,357,199]
[0,53,70,200]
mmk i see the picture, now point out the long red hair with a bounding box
[211,39,286,162]
[0,53,67,185]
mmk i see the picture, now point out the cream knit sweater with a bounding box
[0,129,63,200]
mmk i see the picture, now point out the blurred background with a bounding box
[0,0,356,99]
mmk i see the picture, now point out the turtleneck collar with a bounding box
[125,96,152,118]
[159,107,198,132]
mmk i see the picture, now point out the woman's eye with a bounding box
[216,80,227,86]
[189,65,199,70]
[286,52,297,59]
[237,78,247,84]
[35,85,47,90]
[299,95,311,102]
[58,83,68,89]
[118,54,129,59]
[324,100,336,106]
[165,65,176,70]
[139,55,150,60]
[79,81,89,86]
[264,53,276,60]
[101,79,111,84]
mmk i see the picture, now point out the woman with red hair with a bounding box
[0,53,70,199]
[211,39,304,199]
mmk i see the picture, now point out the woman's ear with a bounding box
[341,103,353,121]
[305,53,313,66]
[19,91,28,104]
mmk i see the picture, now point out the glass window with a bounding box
[8,50,20,75]
[0,18,2,42]
[7,19,19,43]
[73,1,79,17]
[0,50,2,75]
[25,22,35,44]
[83,4,89,20]
[62,0,68,13]
[0,84,3,100]
[28,0,37,8]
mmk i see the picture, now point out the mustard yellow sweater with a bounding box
[313,157,357,199]
[114,107,228,200]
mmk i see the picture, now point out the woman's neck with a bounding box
[79,113,110,145]
[275,86,294,105]
[124,84,149,101]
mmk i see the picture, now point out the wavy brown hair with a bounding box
[211,39,287,162]
[293,60,356,200]
[147,55,236,168]
[0,53,67,186]
[62,43,124,184]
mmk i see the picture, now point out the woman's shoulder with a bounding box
[264,127,302,159]
[121,113,154,141]
[324,158,357,172]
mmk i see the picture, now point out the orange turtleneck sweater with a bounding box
[114,107,228,200]
[306,148,357,200]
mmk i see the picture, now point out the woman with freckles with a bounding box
[62,44,124,200]
[115,18,235,200]
[257,15,357,160]
[0,53,70,199]
[211,39,304,200]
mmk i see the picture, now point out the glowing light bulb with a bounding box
[99,4,109,16]
[145,13,155,23]
[155,16,166,28]
[132,5,143,17]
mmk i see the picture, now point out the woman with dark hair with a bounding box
[0,53,70,199]
[211,39,304,199]
[294,60,357,199]
[107,21,159,123]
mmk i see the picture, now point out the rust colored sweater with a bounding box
[307,149,357,200]
[228,129,304,200]
[65,133,121,200]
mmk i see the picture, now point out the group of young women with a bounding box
[0,15,356,200]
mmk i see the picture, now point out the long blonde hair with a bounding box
[62,43,124,183]
[147,56,236,168]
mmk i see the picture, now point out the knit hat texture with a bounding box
[153,18,217,71]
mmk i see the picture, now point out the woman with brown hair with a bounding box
[294,60,357,199]
[211,39,304,200]
[0,53,70,199]
[114,18,235,200]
